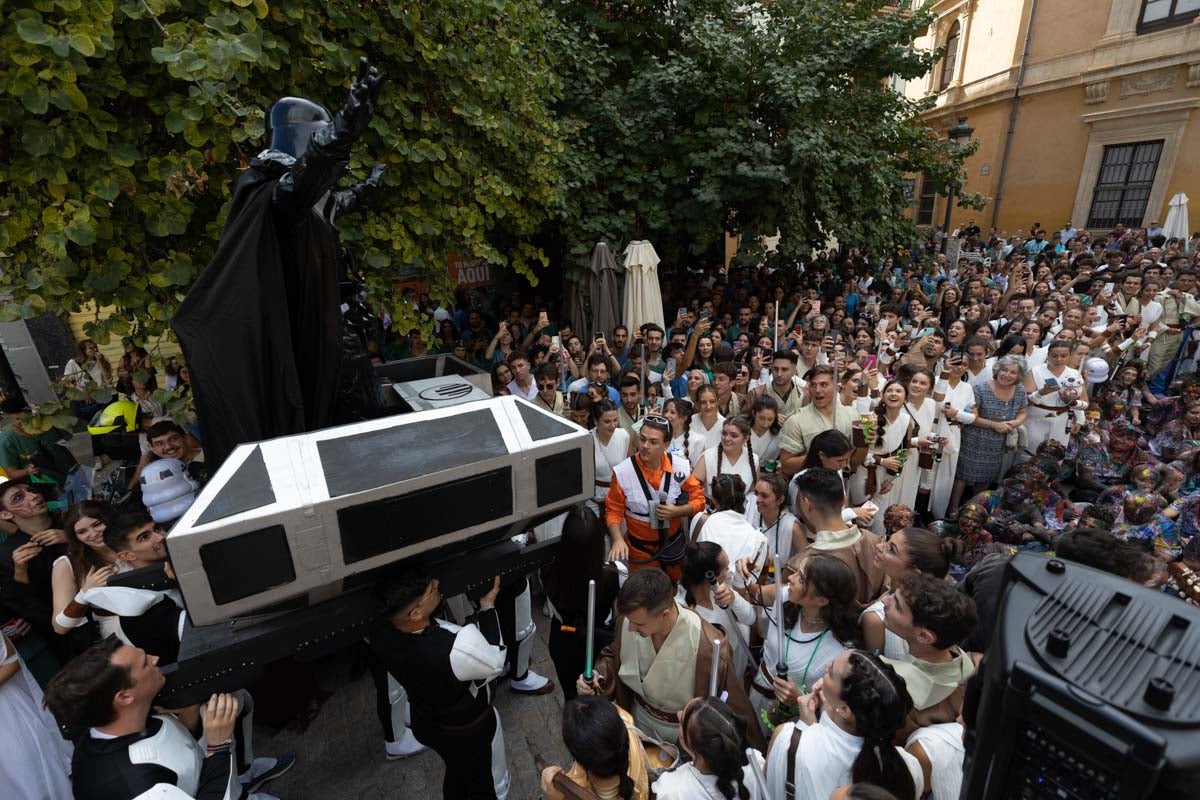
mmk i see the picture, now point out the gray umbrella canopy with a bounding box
[564,272,588,343]
[588,241,622,338]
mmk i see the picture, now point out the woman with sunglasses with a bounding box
[604,416,706,581]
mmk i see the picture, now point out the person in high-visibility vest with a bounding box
[605,415,705,582]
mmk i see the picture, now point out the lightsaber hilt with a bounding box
[583,579,596,681]
[705,570,729,609]
[709,638,721,697]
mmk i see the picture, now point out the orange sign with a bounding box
[448,251,496,288]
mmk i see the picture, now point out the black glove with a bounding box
[364,163,386,188]
[316,57,385,150]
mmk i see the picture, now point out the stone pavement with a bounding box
[250,607,571,800]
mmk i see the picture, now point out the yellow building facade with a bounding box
[907,0,1200,236]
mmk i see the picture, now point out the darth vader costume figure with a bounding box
[173,59,385,469]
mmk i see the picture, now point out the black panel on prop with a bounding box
[338,468,514,564]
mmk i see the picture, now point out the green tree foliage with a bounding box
[548,0,978,271]
[0,0,564,341]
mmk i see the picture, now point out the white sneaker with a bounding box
[385,728,427,760]
[510,670,554,695]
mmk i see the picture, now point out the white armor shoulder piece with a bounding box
[128,715,203,797]
[81,586,169,617]
[449,623,507,684]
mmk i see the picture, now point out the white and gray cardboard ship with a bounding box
[166,393,594,625]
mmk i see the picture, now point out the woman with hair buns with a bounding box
[860,527,965,659]
[680,541,758,677]
[765,650,924,800]
[541,696,651,800]
[652,696,769,799]
[691,475,768,591]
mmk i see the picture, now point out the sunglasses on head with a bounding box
[643,414,670,427]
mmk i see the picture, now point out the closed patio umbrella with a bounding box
[1164,192,1189,242]
[588,241,622,338]
[622,240,665,335]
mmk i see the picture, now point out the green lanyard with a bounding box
[782,621,829,694]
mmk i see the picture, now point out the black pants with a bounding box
[548,617,614,703]
[415,709,502,800]
[493,577,528,680]
[369,657,396,742]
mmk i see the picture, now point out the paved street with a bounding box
[250,608,570,800]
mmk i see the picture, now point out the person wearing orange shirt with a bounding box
[605,416,705,582]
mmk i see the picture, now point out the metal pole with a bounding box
[583,579,596,680]
[941,183,956,254]
[773,300,780,351]
[709,639,721,697]
[640,342,648,414]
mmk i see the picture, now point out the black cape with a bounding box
[173,158,341,470]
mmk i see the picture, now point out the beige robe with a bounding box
[593,603,767,752]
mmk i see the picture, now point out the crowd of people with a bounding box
[3,219,1200,799]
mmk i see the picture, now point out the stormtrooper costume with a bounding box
[369,600,512,799]
[71,713,240,800]
[71,689,282,800]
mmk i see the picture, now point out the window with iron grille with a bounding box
[916,173,937,225]
[1138,0,1200,34]
[939,21,961,92]
[1085,141,1163,231]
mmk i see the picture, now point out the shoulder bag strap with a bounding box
[785,725,804,800]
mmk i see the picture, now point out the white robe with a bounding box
[690,414,726,455]
[765,713,924,800]
[903,397,937,492]
[751,427,782,464]
[0,636,73,800]
[907,723,965,800]
[691,510,768,589]
[698,445,756,499]
[684,590,758,681]
[849,409,914,535]
[930,380,975,520]
[860,599,910,659]
[591,428,631,513]
[653,749,769,800]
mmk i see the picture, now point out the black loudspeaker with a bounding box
[962,553,1200,799]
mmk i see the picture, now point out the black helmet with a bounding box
[266,97,332,158]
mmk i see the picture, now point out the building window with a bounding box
[916,173,937,225]
[939,21,961,91]
[1085,140,1164,230]
[1138,0,1200,33]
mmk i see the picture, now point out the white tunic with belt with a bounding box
[591,428,631,512]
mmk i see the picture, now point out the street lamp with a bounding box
[941,116,975,253]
